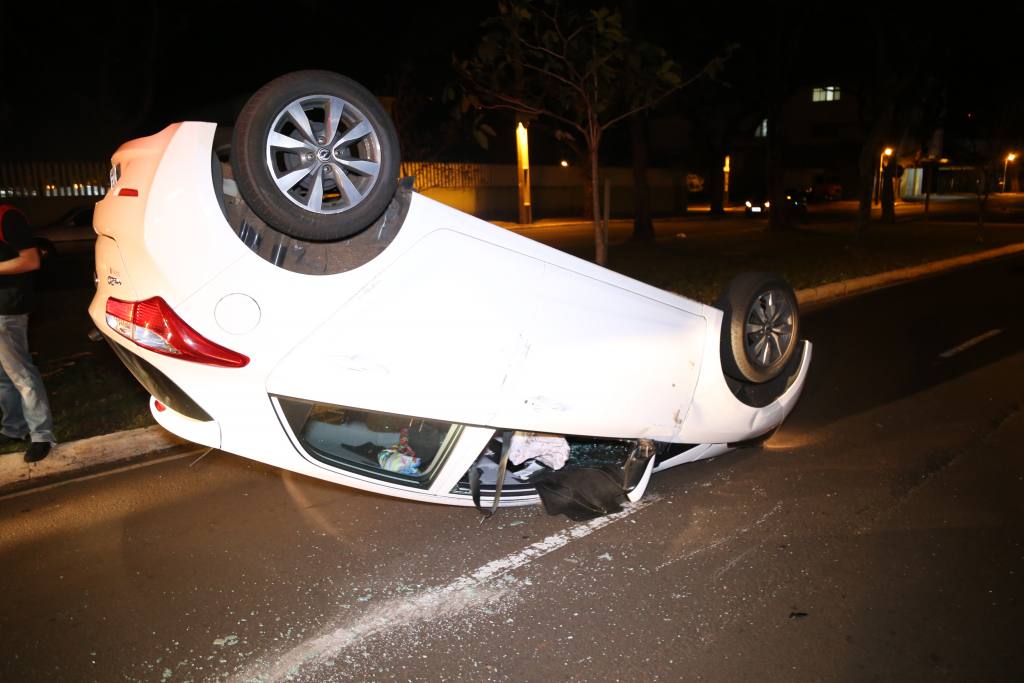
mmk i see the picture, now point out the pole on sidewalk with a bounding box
[603,177,611,248]
[516,121,532,224]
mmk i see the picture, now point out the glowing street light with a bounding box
[1003,152,1017,193]
[515,122,532,224]
[875,147,894,205]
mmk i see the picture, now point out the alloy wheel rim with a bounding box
[264,95,382,215]
[744,289,794,369]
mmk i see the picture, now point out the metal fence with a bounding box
[399,162,509,190]
[0,160,521,199]
[0,162,109,199]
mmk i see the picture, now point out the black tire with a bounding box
[212,125,233,162]
[716,272,799,384]
[232,71,400,242]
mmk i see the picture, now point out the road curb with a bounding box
[0,425,192,497]
[795,242,1024,306]
[5,240,1023,496]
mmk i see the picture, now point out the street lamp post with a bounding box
[875,147,893,206]
[515,121,532,224]
[723,155,731,206]
[1002,153,1016,193]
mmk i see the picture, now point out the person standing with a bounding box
[0,204,55,462]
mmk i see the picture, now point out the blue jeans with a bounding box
[0,314,55,443]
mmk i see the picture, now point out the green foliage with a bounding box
[457,0,720,262]
[457,0,686,148]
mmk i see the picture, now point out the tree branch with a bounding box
[517,18,585,83]
[472,92,587,137]
[519,60,588,100]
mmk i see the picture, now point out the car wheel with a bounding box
[232,70,400,242]
[716,272,799,384]
[212,125,233,162]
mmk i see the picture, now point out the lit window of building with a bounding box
[755,118,768,138]
[812,86,841,102]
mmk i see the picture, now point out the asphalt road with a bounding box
[2,254,1023,682]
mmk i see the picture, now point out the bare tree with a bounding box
[458,1,720,264]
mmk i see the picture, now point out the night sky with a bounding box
[1,1,1021,163]
[0,1,494,159]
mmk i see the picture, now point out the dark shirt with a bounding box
[0,208,36,314]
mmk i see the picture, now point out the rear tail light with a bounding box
[105,296,249,368]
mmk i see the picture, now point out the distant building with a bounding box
[730,84,862,201]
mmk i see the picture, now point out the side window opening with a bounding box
[276,397,460,488]
[276,396,700,500]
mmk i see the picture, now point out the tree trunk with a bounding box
[856,142,878,237]
[591,146,606,265]
[708,155,725,216]
[975,168,988,243]
[767,132,789,231]
[856,179,873,237]
[768,179,792,230]
[630,113,654,243]
[600,182,609,260]
[924,163,932,215]
[856,104,894,237]
[582,174,595,220]
[622,0,653,243]
[880,162,896,223]
[767,114,792,231]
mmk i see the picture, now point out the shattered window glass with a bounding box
[565,437,635,468]
[456,433,638,494]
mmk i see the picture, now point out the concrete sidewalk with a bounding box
[2,240,1022,498]
[0,425,195,497]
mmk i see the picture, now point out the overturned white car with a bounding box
[89,71,811,517]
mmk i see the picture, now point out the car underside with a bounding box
[89,72,811,517]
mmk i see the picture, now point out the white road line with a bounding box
[234,496,658,683]
[937,329,1003,360]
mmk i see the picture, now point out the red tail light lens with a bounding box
[105,296,249,368]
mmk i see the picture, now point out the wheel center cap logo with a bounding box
[316,148,331,162]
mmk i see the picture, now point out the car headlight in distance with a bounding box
[745,201,752,208]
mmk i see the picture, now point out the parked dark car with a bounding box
[809,175,842,201]
[744,189,807,218]
[35,204,96,255]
